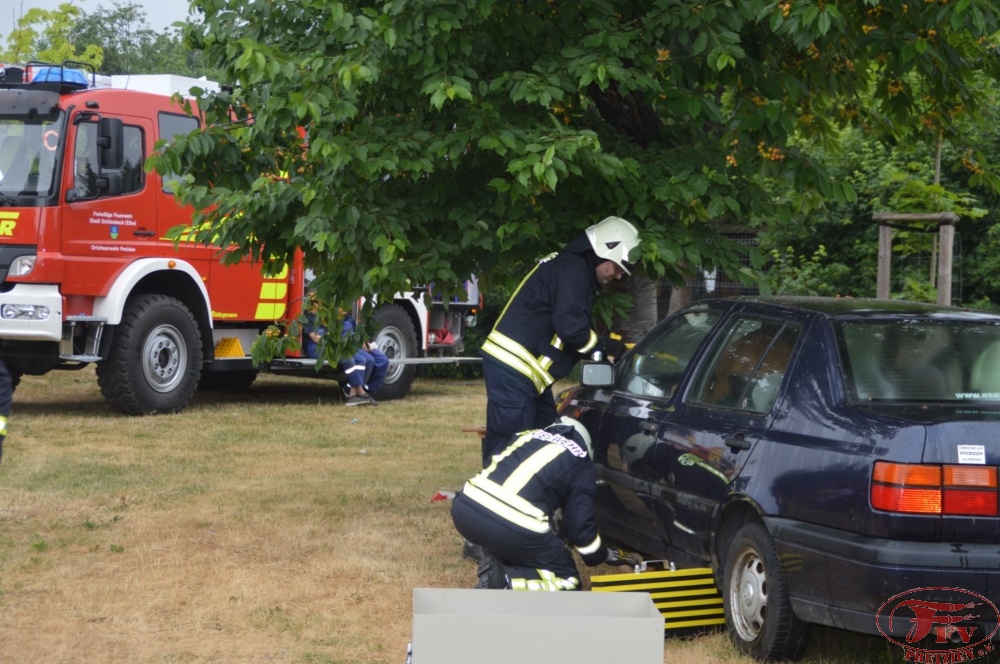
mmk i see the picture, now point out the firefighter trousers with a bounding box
[481,356,556,467]
[451,492,581,588]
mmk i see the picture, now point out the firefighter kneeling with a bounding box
[451,417,636,590]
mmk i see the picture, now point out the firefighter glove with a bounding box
[605,547,640,568]
[600,334,625,362]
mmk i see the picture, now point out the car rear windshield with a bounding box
[837,318,1000,403]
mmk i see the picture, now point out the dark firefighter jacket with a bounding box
[460,423,605,566]
[481,233,601,393]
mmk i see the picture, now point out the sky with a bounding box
[1,0,194,41]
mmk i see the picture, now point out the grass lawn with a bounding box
[0,368,969,663]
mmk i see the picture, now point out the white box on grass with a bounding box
[411,587,663,664]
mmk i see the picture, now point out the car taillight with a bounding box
[871,462,998,516]
[944,465,999,516]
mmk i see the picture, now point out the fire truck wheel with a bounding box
[371,304,417,401]
[97,294,203,415]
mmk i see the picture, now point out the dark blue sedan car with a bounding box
[556,297,1000,660]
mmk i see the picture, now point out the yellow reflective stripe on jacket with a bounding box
[481,340,549,393]
[483,253,562,392]
[0,415,8,435]
[484,430,534,471]
[488,330,553,380]
[551,330,598,354]
[491,252,558,325]
[503,444,563,494]
[469,475,549,521]
[510,570,580,591]
[542,336,561,368]
[576,534,603,556]
[463,480,550,534]
[481,333,554,393]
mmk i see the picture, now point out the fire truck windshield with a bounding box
[0,113,65,201]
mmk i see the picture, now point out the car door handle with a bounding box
[725,433,750,451]
[133,229,155,237]
[639,421,657,433]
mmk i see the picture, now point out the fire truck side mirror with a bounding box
[99,172,122,196]
[97,117,124,171]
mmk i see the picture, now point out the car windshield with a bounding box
[838,318,1000,403]
[0,114,63,198]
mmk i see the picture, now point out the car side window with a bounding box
[690,316,800,413]
[619,309,721,399]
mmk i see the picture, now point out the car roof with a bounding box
[706,296,1000,321]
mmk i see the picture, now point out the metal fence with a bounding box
[655,233,761,320]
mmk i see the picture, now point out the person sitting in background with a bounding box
[302,290,372,407]
[342,313,389,402]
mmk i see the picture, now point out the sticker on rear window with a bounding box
[957,445,986,465]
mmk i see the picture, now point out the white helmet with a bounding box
[585,216,640,275]
[557,416,593,459]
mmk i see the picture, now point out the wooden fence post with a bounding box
[871,212,959,302]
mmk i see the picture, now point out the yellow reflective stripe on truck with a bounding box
[254,265,289,320]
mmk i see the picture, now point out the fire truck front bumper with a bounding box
[0,284,63,341]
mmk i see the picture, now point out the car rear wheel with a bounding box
[722,520,810,661]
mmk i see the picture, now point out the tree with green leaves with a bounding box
[1,3,102,66]
[761,66,1000,306]
[153,0,1000,356]
[2,1,217,80]
[69,1,220,78]
[68,2,158,74]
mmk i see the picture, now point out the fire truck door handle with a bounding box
[133,230,155,237]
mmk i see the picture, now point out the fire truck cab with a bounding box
[0,61,479,414]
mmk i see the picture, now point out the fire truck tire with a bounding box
[371,304,417,401]
[96,294,203,415]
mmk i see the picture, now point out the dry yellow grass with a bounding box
[0,368,916,663]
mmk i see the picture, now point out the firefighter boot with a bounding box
[475,552,509,589]
[462,539,484,562]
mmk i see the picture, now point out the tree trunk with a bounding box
[613,274,659,343]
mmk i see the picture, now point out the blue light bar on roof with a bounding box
[30,66,89,87]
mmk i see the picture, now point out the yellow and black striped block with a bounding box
[591,566,725,632]
[214,338,246,358]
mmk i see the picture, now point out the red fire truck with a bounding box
[0,61,480,414]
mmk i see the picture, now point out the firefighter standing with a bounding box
[479,216,640,466]
[0,359,11,462]
[451,417,634,590]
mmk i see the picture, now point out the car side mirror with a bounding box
[581,361,614,387]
